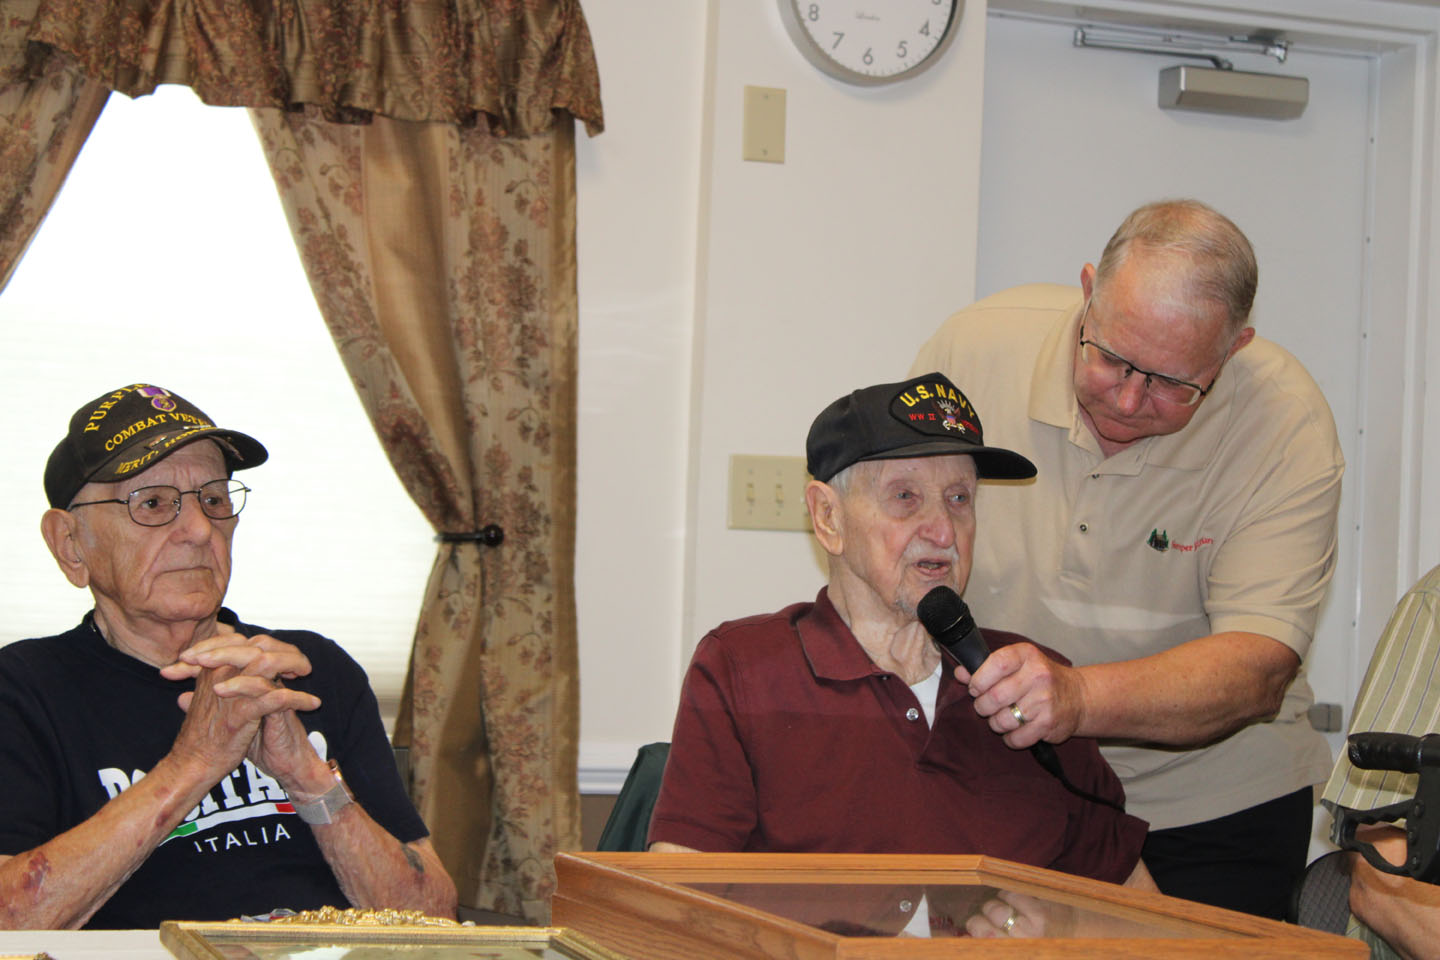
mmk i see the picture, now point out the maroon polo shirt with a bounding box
[648,588,1148,883]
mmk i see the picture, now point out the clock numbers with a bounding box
[782,0,961,84]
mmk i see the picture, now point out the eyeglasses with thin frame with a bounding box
[68,478,250,527]
[1077,299,1221,407]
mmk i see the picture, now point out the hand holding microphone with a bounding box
[916,585,1124,811]
[917,586,1064,778]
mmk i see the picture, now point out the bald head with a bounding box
[1093,199,1257,337]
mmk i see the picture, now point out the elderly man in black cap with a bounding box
[0,383,456,929]
[647,375,1154,903]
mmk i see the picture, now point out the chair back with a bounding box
[1289,849,1352,934]
[596,742,670,851]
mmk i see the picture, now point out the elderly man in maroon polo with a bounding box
[647,373,1154,898]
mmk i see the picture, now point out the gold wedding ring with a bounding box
[1001,910,1018,933]
[1009,703,1028,725]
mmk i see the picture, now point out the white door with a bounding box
[975,11,1375,846]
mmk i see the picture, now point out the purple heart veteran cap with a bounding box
[806,373,1037,483]
[44,383,269,508]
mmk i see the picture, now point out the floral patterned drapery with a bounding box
[0,9,108,289]
[252,107,582,918]
[0,0,599,920]
[21,0,602,135]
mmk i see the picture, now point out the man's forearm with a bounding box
[308,806,457,918]
[0,752,216,929]
[1074,631,1300,745]
[1349,827,1440,960]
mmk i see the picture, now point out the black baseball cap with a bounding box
[806,373,1037,483]
[45,383,269,508]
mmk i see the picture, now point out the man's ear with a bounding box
[41,508,90,588]
[1080,263,1097,300]
[1227,326,1256,358]
[805,480,845,558]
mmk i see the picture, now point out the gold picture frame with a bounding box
[160,920,630,960]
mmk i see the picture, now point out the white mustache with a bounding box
[904,545,959,567]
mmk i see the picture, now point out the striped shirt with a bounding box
[1322,564,1440,814]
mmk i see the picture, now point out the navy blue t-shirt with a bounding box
[0,610,427,928]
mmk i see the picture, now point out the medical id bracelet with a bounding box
[293,758,354,825]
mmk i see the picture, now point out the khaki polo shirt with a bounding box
[912,284,1342,829]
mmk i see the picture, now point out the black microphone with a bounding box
[917,585,1064,780]
[1349,732,1440,773]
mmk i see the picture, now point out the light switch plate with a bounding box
[742,86,786,163]
[728,454,811,531]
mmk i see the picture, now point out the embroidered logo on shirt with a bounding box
[1146,529,1213,553]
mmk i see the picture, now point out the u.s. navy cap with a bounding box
[806,373,1037,483]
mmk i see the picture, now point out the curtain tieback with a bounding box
[436,524,505,546]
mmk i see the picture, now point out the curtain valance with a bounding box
[9,0,602,135]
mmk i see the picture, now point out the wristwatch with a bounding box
[292,758,354,825]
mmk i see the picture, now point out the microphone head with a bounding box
[918,585,968,636]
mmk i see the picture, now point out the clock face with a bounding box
[779,0,963,86]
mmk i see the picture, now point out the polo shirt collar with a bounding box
[1028,295,1238,472]
[798,587,887,681]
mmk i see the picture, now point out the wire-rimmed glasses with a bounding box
[68,478,250,527]
[1077,299,1220,407]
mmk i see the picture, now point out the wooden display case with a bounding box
[553,852,1365,958]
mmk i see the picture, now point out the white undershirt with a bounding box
[899,664,943,939]
[909,662,942,727]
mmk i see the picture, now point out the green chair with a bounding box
[596,742,670,851]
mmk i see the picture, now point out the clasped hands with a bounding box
[159,624,326,790]
[952,642,1087,750]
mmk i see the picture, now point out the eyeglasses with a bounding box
[69,478,250,527]
[1077,300,1220,407]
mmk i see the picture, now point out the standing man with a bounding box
[911,199,1342,918]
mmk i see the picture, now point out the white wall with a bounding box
[686,0,990,650]
[573,0,993,784]
[572,1,710,778]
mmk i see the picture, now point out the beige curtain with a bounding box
[0,7,108,288]
[1,0,601,920]
[252,107,582,919]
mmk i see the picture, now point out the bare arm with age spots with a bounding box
[0,628,454,927]
[955,631,1300,749]
[0,641,317,928]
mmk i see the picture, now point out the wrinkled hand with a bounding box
[952,642,1087,750]
[964,891,1058,939]
[160,625,323,785]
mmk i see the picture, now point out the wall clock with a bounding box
[778,0,963,86]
